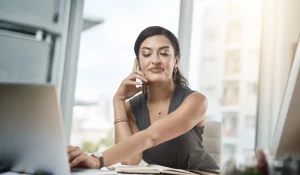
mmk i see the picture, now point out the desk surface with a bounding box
[0,168,219,175]
[195,171,218,175]
[0,171,218,175]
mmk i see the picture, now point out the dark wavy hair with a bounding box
[134,26,188,87]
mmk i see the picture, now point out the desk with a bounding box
[0,171,219,175]
[0,169,115,175]
[0,168,219,175]
[0,172,217,175]
[193,171,218,175]
[0,173,217,175]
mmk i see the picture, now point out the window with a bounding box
[243,148,255,158]
[223,144,237,161]
[203,5,222,27]
[222,112,238,137]
[222,81,239,106]
[201,59,217,78]
[203,28,220,41]
[71,0,181,153]
[227,0,243,17]
[201,87,215,99]
[225,50,241,75]
[245,115,256,127]
[227,19,243,43]
[202,56,217,60]
[206,115,214,120]
[247,83,257,94]
[192,0,261,164]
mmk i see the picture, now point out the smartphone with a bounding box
[136,57,142,71]
[136,58,146,94]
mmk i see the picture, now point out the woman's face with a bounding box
[138,35,179,84]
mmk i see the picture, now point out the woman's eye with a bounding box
[160,53,170,56]
[143,54,151,57]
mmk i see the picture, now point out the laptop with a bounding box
[0,83,114,175]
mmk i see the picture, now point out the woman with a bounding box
[68,26,219,170]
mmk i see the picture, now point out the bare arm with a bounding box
[102,92,207,166]
[113,97,142,165]
[112,59,146,165]
[113,97,132,144]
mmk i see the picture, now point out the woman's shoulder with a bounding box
[176,85,196,94]
[176,86,206,100]
[128,92,145,108]
[177,86,205,97]
[180,85,206,94]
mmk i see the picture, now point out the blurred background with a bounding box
[0,0,299,165]
[72,0,260,162]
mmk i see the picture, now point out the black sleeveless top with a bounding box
[129,85,219,170]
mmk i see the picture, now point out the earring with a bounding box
[173,67,178,82]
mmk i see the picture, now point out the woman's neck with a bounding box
[146,81,175,103]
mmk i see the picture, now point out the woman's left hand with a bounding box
[68,146,100,169]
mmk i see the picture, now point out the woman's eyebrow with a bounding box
[141,46,170,51]
[159,46,170,50]
[141,47,152,50]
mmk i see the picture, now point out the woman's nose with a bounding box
[151,55,161,64]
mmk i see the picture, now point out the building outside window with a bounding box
[225,49,241,75]
[195,0,261,163]
[71,0,181,153]
[227,19,243,43]
[222,80,239,106]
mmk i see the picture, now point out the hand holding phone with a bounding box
[114,59,147,100]
[136,58,146,82]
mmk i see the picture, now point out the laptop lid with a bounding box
[0,83,70,175]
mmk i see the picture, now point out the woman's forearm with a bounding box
[113,96,133,144]
[113,96,142,165]
[102,130,153,167]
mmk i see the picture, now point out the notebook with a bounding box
[108,164,198,175]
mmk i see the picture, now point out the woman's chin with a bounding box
[145,75,170,84]
[146,79,168,85]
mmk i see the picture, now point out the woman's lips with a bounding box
[149,68,164,73]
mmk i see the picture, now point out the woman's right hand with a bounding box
[114,59,147,100]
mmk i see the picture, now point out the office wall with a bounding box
[270,0,300,134]
[0,0,68,90]
[0,0,84,142]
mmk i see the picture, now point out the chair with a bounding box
[203,120,223,168]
